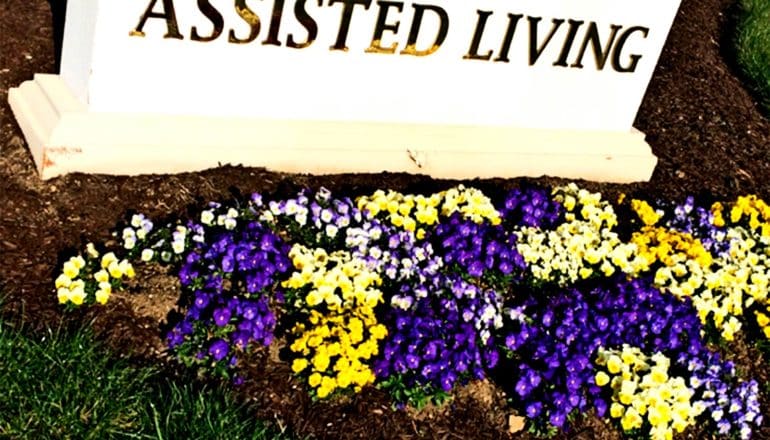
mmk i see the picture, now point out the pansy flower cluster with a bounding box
[713,194,770,237]
[54,183,769,439]
[631,223,713,300]
[515,184,646,285]
[710,196,770,339]
[374,273,503,406]
[356,184,501,239]
[498,277,704,429]
[117,212,207,265]
[660,196,731,258]
[121,213,154,251]
[595,345,703,439]
[629,199,714,270]
[439,185,502,225]
[676,349,763,439]
[499,187,564,229]
[55,243,134,305]
[630,198,664,227]
[345,218,443,289]
[258,188,442,290]
[282,244,387,398]
[432,213,525,282]
[165,213,291,376]
[629,196,770,341]
[261,188,362,249]
[426,186,561,289]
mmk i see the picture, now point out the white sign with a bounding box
[9,0,681,181]
[63,0,678,131]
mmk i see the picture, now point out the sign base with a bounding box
[9,74,657,182]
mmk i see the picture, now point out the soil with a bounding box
[1,0,770,439]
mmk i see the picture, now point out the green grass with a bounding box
[0,321,290,439]
[735,0,770,115]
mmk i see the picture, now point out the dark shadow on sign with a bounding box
[48,0,67,72]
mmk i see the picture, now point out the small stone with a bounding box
[508,414,526,433]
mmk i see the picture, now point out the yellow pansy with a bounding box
[69,287,86,305]
[62,261,79,279]
[55,274,72,289]
[94,270,110,283]
[57,288,71,304]
[95,289,110,305]
[101,252,118,269]
[292,358,309,373]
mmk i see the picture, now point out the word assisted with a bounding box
[130,0,652,72]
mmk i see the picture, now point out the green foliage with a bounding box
[756,335,770,378]
[525,419,559,439]
[0,323,151,438]
[378,375,452,410]
[144,382,284,440]
[735,0,770,115]
[0,321,290,439]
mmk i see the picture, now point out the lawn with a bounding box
[0,317,291,439]
[735,0,770,116]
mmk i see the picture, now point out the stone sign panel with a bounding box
[9,0,681,181]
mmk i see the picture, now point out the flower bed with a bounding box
[55,183,767,439]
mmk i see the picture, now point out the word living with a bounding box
[130,0,651,72]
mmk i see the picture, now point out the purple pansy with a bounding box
[166,202,291,377]
[208,339,229,361]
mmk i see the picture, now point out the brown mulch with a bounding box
[1,0,770,439]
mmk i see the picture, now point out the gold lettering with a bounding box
[463,9,493,61]
[229,0,261,44]
[528,17,564,65]
[262,0,285,46]
[287,0,322,49]
[329,0,372,51]
[400,4,448,57]
[400,43,441,56]
[129,0,183,39]
[191,0,225,42]
[571,22,621,69]
[365,1,403,54]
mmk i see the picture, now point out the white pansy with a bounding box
[130,214,144,228]
[201,210,215,225]
[141,248,154,262]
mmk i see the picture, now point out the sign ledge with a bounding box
[9,74,657,182]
